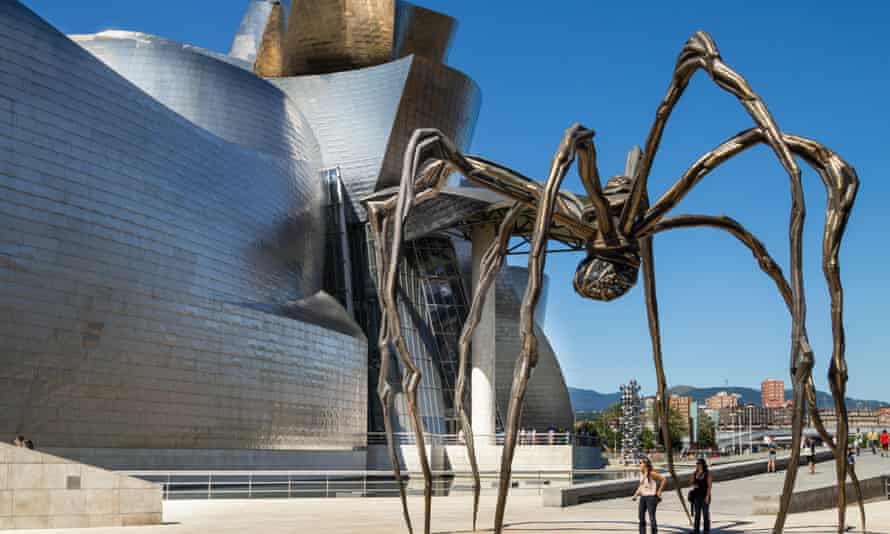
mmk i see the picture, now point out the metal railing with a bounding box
[366,432,598,447]
[121,469,630,501]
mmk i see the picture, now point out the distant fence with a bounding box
[366,432,599,447]
[121,469,631,501]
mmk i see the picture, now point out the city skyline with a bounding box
[22,0,890,401]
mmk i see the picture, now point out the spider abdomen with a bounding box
[573,250,640,301]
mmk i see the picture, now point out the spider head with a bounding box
[573,248,640,301]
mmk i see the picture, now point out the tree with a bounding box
[585,403,622,451]
[649,403,686,447]
[697,411,716,448]
[640,428,657,450]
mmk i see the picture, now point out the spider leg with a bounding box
[654,214,866,533]
[638,130,860,533]
[638,236,692,525]
[367,204,413,534]
[493,123,596,534]
[379,130,472,534]
[621,36,808,472]
[455,202,523,532]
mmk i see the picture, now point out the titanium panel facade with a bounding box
[0,2,366,455]
[496,267,574,431]
[230,0,291,66]
[73,31,315,161]
[272,58,413,217]
[283,0,396,76]
[394,1,456,63]
[272,57,481,218]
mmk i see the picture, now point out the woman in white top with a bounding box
[632,457,665,534]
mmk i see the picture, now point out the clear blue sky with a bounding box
[21,1,890,401]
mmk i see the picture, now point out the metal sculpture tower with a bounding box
[620,380,643,465]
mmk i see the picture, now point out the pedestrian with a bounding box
[881,429,889,457]
[689,458,712,534]
[847,447,855,467]
[767,436,777,473]
[632,457,665,534]
[12,435,24,447]
[804,437,816,474]
[869,430,878,454]
[855,428,863,456]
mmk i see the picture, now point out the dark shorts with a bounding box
[768,451,776,458]
[807,455,815,463]
[883,443,889,450]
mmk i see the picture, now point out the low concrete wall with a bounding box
[0,443,161,530]
[46,447,367,471]
[543,450,835,507]
[368,443,602,473]
[753,473,889,515]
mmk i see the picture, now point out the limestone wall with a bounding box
[0,443,161,530]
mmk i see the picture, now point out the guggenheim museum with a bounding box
[0,0,578,471]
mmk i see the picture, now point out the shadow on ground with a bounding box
[436,519,878,533]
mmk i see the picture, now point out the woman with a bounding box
[804,437,816,474]
[689,458,712,533]
[767,436,777,473]
[632,457,665,534]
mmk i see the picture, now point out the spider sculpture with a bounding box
[366,32,861,534]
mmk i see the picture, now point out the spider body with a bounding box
[366,31,861,534]
[573,247,640,301]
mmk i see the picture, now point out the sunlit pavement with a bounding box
[18,492,890,534]
[20,453,890,533]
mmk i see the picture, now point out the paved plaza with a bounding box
[14,494,890,534]
[18,453,890,534]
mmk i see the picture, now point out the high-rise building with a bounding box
[761,379,786,409]
[670,396,693,420]
[706,391,741,409]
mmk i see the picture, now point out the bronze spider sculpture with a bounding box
[366,32,861,534]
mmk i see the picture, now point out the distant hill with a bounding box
[567,387,621,412]
[570,385,889,413]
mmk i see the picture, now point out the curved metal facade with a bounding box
[283,0,395,76]
[272,56,480,217]
[496,267,574,432]
[0,2,366,453]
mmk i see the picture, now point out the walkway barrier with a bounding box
[366,431,598,447]
[119,469,632,501]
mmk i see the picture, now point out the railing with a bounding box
[366,432,598,447]
[121,469,631,501]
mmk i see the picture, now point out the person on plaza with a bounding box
[881,429,889,457]
[855,428,863,456]
[804,437,816,474]
[689,458,712,534]
[632,457,665,534]
[847,447,855,467]
[12,435,24,447]
[767,435,777,473]
[869,430,878,454]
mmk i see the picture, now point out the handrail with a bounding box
[365,431,598,447]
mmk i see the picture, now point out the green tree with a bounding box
[649,403,686,447]
[697,411,716,448]
[639,428,657,450]
[587,403,622,451]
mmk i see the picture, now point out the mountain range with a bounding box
[569,385,889,413]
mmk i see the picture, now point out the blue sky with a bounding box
[21,1,890,400]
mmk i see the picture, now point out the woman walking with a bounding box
[632,457,665,534]
[689,458,712,533]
